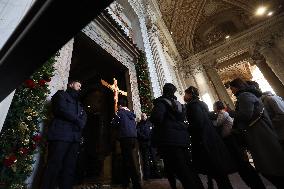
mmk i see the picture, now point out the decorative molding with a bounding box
[217,60,253,83]
[184,13,284,67]
[128,0,162,97]
[83,21,141,116]
[49,39,74,98]
[155,0,265,58]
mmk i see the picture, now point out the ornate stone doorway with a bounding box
[69,32,133,185]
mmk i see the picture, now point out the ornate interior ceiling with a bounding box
[156,0,283,59]
[217,60,253,84]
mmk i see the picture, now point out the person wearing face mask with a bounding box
[42,80,87,189]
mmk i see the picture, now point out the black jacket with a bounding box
[137,120,152,143]
[186,98,235,175]
[150,96,189,147]
[112,107,137,139]
[48,89,87,142]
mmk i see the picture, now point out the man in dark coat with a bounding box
[151,83,204,189]
[112,98,142,189]
[42,81,87,189]
[184,86,234,189]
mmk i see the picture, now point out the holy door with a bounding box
[69,32,131,184]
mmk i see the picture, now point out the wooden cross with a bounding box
[101,78,127,112]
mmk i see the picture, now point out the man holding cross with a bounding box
[111,98,142,189]
[101,78,127,112]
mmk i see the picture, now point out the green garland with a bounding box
[0,55,56,189]
[135,52,153,115]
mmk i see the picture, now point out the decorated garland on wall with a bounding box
[135,51,153,115]
[0,55,56,189]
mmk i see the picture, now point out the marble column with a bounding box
[251,49,284,97]
[204,64,235,109]
[275,36,284,57]
[148,24,173,88]
[257,44,284,84]
[190,64,218,111]
[174,65,187,92]
[183,69,198,88]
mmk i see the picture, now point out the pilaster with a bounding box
[204,64,234,109]
[250,48,284,97]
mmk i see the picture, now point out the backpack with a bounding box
[160,98,189,128]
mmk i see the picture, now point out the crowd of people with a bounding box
[41,78,284,189]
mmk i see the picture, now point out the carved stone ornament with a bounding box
[250,46,266,66]
[155,0,269,58]
[183,14,284,70]
[82,21,142,116]
[218,60,253,84]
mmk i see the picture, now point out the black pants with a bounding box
[120,138,142,189]
[160,146,204,189]
[139,143,151,180]
[224,136,266,189]
[42,141,79,189]
[213,175,233,189]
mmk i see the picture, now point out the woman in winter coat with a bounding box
[184,86,234,189]
[261,91,284,148]
[213,101,266,189]
[151,83,204,189]
[229,78,284,188]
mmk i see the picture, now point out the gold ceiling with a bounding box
[156,0,282,59]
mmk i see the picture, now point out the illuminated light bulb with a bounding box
[267,11,273,16]
[255,6,267,16]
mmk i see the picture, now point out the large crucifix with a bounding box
[101,78,127,112]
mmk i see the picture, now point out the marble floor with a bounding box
[74,173,276,189]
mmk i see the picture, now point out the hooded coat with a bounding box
[234,89,284,176]
[261,92,284,140]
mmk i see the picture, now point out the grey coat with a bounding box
[234,90,284,176]
[261,92,284,140]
